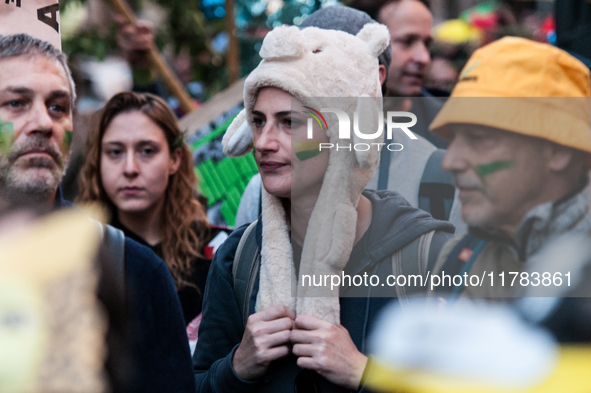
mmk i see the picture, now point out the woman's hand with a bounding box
[232,305,295,381]
[290,314,368,390]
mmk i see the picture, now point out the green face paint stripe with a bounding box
[0,120,15,156]
[295,149,323,161]
[0,120,12,133]
[60,130,74,157]
[474,160,515,178]
[304,111,323,130]
[64,130,73,148]
[0,124,76,157]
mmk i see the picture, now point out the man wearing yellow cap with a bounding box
[429,36,591,298]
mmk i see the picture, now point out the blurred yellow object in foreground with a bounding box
[363,345,591,393]
[0,208,106,393]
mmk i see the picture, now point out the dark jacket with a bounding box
[111,214,212,325]
[193,189,454,393]
[54,188,196,393]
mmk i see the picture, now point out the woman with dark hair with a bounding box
[193,21,454,392]
[78,91,211,325]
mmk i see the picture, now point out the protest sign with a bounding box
[0,0,61,49]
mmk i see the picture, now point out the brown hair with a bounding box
[78,92,210,289]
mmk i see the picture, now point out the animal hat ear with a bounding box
[356,23,390,59]
[222,109,253,157]
[259,25,307,60]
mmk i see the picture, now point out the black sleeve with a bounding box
[124,238,196,393]
[193,226,261,393]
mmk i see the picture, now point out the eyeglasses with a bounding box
[294,369,319,393]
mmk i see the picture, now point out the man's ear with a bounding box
[378,64,387,86]
[169,148,182,175]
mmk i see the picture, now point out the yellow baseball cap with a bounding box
[430,37,591,154]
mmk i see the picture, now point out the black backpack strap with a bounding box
[232,220,260,329]
[419,149,455,220]
[101,224,126,294]
[435,233,487,297]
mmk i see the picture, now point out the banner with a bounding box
[0,0,61,49]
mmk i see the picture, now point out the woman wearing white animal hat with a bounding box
[193,11,455,393]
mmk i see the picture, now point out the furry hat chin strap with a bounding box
[353,94,382,169]
[255,187,296,313]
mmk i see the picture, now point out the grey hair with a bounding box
[0,34,76,105]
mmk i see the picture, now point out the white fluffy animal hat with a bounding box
[223,23,389,324]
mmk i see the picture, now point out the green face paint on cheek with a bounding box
[473,160,516,195]
[0,120,15,157]
[295,150,323,161]
[61,130,73,157]
[293,141,324,161]
[474,160,515,178]
[0,122,74,158]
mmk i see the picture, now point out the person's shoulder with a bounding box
[222,222,252,252]
[364,189,441,223]
[364,189,454,237]
[363,188,410,207]
[124,237,162,265]
[123,237,172,282]
[209,221,256,272]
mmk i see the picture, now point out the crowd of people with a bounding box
[1,0,590,392]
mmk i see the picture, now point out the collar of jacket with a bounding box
[468,175,591,261]
[49,186,75,211]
